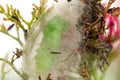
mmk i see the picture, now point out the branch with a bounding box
[0,58,27,80]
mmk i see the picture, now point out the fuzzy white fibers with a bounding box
[22,0,85,80]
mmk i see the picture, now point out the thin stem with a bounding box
[0,58,26,80]
[16,25,22,45]
[3,12,25,31]
[17,11,29,25]
[0,31,23,46]
[17,10,31,27]
[27,16,35,30]
[1,62,6,80]
[7,33,23,46]
[9,17,25,31]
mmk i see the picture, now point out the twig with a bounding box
[0,31,23,46]
[0,58,26,80]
